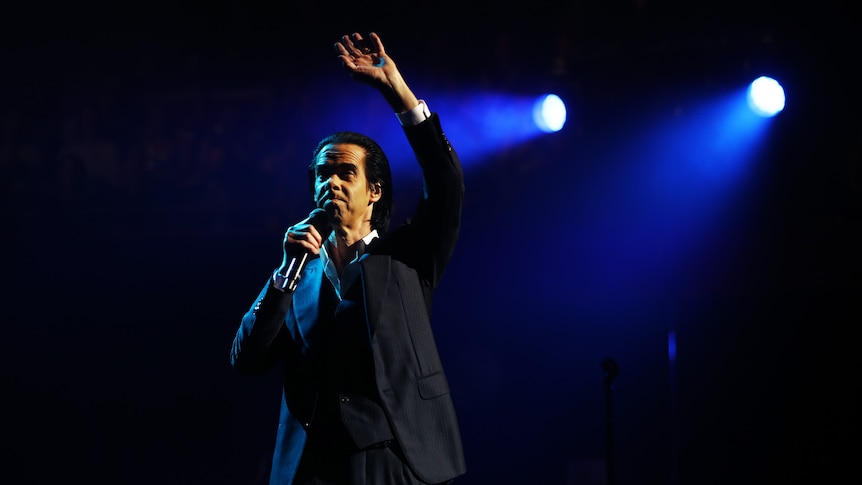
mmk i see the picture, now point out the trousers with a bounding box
[293,440,451,485]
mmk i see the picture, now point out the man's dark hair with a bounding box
[308,131,393,233]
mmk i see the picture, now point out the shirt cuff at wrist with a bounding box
[396,100,430,127]
[272,269,287,292]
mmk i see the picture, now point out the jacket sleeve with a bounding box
[229,278,295,375]
[389,113,465,289]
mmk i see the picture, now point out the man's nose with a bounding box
[319,177,339,196]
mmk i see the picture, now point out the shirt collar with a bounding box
[320,229,379,300]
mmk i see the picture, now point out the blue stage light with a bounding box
[746,76,785,117]
[533,94,567,133]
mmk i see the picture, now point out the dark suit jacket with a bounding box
[231,113,466,485]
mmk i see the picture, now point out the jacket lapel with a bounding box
[358,254,392,334]
[291,258,324,350]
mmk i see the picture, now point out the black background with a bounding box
[3,1,860,484]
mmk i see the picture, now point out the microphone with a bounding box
[282,208,332,292]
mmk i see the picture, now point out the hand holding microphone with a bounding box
[278,208,332,292]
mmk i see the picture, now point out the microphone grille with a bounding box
[309,208,333,238]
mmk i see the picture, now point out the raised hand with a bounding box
[335,32,391,83]
[334,32,418,113]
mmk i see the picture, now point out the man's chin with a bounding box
[322,203,340,220]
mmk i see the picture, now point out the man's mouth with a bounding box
[320,198,341,210]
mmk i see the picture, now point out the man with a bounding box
[230,32,466,485]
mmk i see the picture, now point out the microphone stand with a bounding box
[602,357,619,485]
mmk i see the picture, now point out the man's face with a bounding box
[313,143,380,230]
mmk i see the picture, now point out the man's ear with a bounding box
[369,182,382,203]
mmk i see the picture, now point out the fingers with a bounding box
[284,224,324,254]
[333,32,389,81]
[334,33,360,57]
[347,32,368,55]
[334,32,381,58]
[334,34,361,70]
[334,40,349,57]
[368,32,385,55]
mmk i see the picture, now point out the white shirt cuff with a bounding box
[272,269,287,292]
[396,100,430,127]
